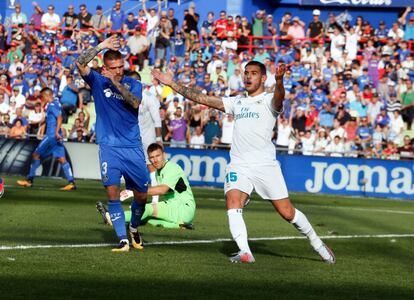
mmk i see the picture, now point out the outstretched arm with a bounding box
[272,64,287,112]
[151,69,225,112]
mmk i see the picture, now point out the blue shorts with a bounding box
[35,136,65,158]
[98,145,149,192]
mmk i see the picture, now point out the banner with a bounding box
[1,139,413,200]
[299,0,411,8]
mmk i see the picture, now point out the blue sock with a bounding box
[28,159,41,181]
[108,200,127,241]
[61,162,74,183]
[130,201,146,229]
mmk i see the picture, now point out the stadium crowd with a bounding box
[0,1,413,159]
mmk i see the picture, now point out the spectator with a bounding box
[203,110,221,147]
[398,7,414,41]
[387,22,404,40]
[183,2,200,36]
[401,79,414,130]
[382,141,398,159]
[124,13,139,36]
[213,10,228,40]
[388,110,405,145]
[28,102,44,135]
[357,117,373,148]
[313,128,329,156]
[108,1,125,32]
[30,2,44,28]
[276,117,292,154]
[287,16,305,41]
[263,14,277,45]
[252,10,265,40]
[10,85,25,108]
[155,16,172,62]
[91,5,107,30]
[0,114,11,136]
[0,93,9,115]
[221,114,234,147]
[10,3,27,28]
[78,4,93,33]
[41,5,60,34]
[397,135,414,160]
[190,126,205,149]
[279,12,292,46]
[221,31,238,53]
[9,119,26,139]
[201,12,215,40]
[330,26,345,62]
[169,107,187,148]
[307,10,323,46]
[326,135,345,157]
[62,5,78,39]
[301,130,315,155]
[127,27,150,71]
[238,16,252,49]
[60,75,78,123]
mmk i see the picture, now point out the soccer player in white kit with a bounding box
[151,61,335,264]
[120,72,163,206]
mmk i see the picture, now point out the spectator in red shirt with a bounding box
[213,10,228,40]
[226,15,238,38]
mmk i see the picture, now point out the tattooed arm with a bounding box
[151,69,225,112]
[108,79,141,109]
[75,35,119,76]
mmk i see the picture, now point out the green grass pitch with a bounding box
[0,175,413,299]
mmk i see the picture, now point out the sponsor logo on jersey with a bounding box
[103,88,125,101]
[234,107,260,120]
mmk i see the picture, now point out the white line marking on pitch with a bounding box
[1,233,414,251]
[203,198,414,215]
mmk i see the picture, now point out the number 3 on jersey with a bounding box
[101,162,108,175]
[225,172,237,183]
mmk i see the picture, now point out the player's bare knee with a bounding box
[133,191,147,203]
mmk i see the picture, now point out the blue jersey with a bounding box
[82,70,142,148]
[45,100,62,137]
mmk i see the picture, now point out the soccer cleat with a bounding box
[120,189,134,201]
[17,180,33,187]
[111,240,130,252]
[316,243,336,264]
[229,251,255,263]
[96,201,112,226]
[179,222,195,230]
[60,182,76,191]
[129,228,144,250]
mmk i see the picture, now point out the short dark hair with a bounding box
[103,49,122,64]
[40,87,53,96]
[147,143,163,154]
[245,61,266,75]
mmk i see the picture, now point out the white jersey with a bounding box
[139,89,161,149]
[223,92,278,165]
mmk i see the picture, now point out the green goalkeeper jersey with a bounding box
[156,160,195,205]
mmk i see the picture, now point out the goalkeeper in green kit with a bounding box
[96,143,196,229]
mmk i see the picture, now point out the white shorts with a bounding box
[224,162,289,200]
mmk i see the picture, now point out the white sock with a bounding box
[150,171,159,204]
[290,209,323,250]
[227,209,252,254]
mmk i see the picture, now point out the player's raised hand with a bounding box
[275,63,287,80]
[151,68,174,86]
[101,34,120,51]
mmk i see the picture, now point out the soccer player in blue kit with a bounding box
[17,87,76,190]
[75,35,149,252]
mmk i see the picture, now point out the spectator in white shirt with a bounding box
[388,110,405,145]
[190,126,205,149]
[221,31,238,53]
[41,5,60,34]
[0,93,9,115]
[10,86,26,108]
[326,135,345,157]
[276,117,292,154]
[221,114,234,146]
[301,130,315,155]
[227,68,244,93]
[387,22,404,40]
